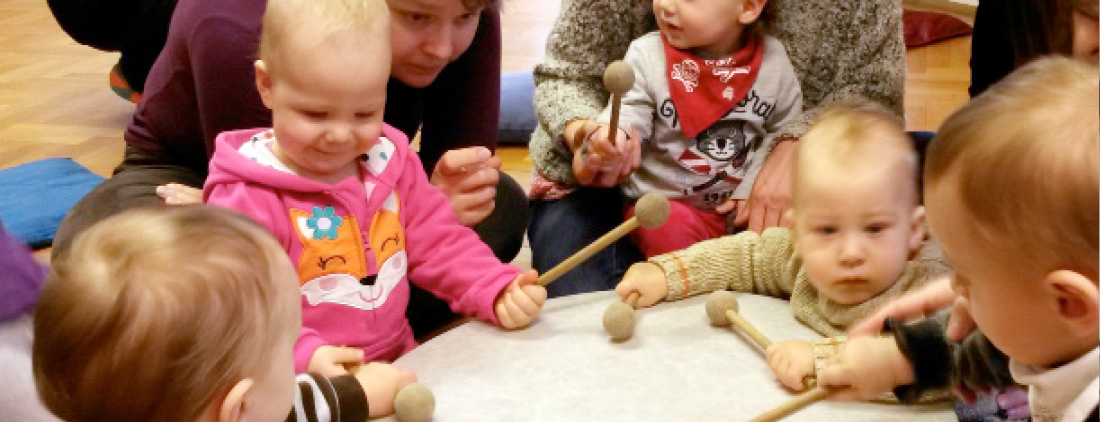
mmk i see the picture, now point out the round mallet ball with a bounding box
[603,301,637,341]
[634,193,671,229]
[705,291,739,326]
[603,60,635,95]
[394,382,435,422]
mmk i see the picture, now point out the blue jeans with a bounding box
[528,187,644,298]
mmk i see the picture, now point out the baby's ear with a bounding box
[254,60,274,109]
[907,206,927,254]
[1045,270,1100,338]
[216,378,254,422]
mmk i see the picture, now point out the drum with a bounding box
[383,291,955,421]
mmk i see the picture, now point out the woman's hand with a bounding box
[431,147,502,227]
[565,119,641,188]
[847,276,956,337]
[732,139,797,232]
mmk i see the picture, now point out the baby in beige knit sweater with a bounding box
[615,101,950,393]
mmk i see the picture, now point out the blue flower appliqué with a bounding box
[306,206,343,240]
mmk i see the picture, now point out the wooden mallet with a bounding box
[705,291,774,350]
[706,291,817,389]
[745,386,830,422]
[602,291,641,341]
[538,193,670,286]
[394,382,435,422]
[603,60,635,146]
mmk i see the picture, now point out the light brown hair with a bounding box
[926,57,1099,278]
[33,205,299,422]
[259,0,390,73]
[793,101,918,206]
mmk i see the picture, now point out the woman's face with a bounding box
[387,0,482,88]
[1072,3,1100,61]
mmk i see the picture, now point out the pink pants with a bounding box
[625,199,727,258]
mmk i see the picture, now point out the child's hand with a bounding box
[615,262,668,307]
[494,270,546,329]
[817,336,914,401]
[307,345,365,378]
[155,183,203,205]
[347,362,418,417]
[564,119,641,188]
[765,340,815,391]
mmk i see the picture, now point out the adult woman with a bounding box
[527,0,906,297]
[52,0,527,338]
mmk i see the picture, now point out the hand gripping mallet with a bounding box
[537,193,670,286]
[603,60,635,147]
[603,291,641,341]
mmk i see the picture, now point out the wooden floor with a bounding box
[0,0,973,259]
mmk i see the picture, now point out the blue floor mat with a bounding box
[0,158,104,248]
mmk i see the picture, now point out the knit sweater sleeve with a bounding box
[650,227,799,301]
[528,0,654,185]
[767,0,905,141]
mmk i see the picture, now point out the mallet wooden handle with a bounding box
[624,291,640,308]
[746,386,829,422]
[725,309,773,349]
[538,217,640,286]
[607,93,624,147]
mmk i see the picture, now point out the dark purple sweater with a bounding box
[0,225,47,321]
[124,0,501,176]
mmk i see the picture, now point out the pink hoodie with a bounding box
[205,126,518,372]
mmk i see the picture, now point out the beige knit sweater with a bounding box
[649,227,950,337]
[529,0,906,188]
[649,227,952,402]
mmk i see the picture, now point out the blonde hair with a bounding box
[926,56,1099,278]
[794,101,918,206]
[34,206,299,422]
[259,0,390,72]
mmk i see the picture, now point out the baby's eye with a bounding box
[864,223,889,234]
[301,110,327,119]
[815,226,837,235]
[354,112,375,120]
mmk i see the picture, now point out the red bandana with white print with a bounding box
[662,32,764,139]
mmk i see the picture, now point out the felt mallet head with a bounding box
[394,382,435,422]
[634,193,671,229]
[603,301,637,341]
[705,291,739,326]
[603,60,635,95]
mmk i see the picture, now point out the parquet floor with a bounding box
[0,0,973,263]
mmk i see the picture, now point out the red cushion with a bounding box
[903,9,973,49]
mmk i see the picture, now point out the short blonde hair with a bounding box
[258,0,390,71]
[794,101,918,206]
[926,57,1099,278]
[34,206,299,422]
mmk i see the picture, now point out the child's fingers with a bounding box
[495,301,516,328]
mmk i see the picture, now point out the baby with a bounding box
[33,205,416,421]
[203,0,545,376]
[616,102,948,392]
[819,57,1099,422]
[562,0,802,257]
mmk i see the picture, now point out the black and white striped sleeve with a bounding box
[286,373,369,422]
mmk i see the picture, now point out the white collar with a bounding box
[1010,347,1099,422]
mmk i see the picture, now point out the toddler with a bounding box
[564,0,802,257]
[203,0,544,376]
[33,206,415,421]
[818,57,1099,422]
[616,102,948,392]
